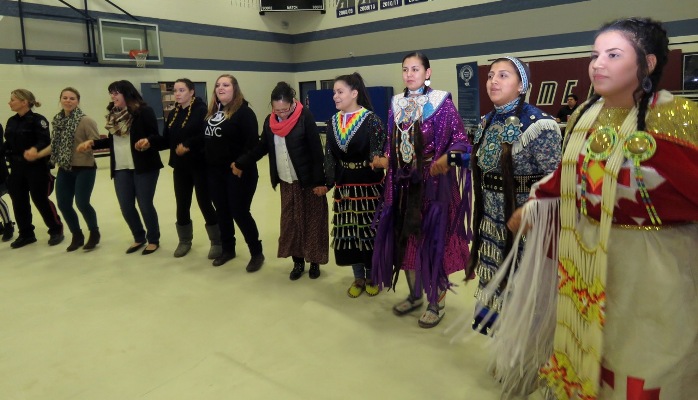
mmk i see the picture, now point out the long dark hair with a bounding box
[570,17,669,133]
[467,57,529,278]
[107,80,147,115]
[334,72,373,111]
[401,51,431,97]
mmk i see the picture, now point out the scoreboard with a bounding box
[260,0,325,12]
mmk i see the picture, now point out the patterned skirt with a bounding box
[331,181,383,266]
[278,181,329,264]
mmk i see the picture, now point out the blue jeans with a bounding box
[113,169,160,244]
[56,168,98,234]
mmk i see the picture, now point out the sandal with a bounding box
[418,303,445,328]
[364,280,380,297]
[347,278,366,298]
[392,295,424,316]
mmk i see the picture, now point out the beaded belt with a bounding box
[341,160,370,169]
[482,172,545,194]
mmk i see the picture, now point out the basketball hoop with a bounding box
[129,49,149,68]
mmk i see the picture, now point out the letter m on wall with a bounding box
[536,81,557,106]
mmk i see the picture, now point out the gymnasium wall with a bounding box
[0,0,696,128]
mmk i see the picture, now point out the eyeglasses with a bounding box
[273,103,295,115]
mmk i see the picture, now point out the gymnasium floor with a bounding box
[0,152,543,399]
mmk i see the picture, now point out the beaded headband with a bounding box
[502,56,530,94]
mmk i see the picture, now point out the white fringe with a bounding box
[512,119,561,156]
[446,199,559,397]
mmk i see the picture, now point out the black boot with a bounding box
[66,230,85,252]
[83,228,100,251]
[2,222,14,242]
[212,250,236,267]
[289,262,305,280]
[309,263,321,279]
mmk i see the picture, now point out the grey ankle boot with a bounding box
[205,223,222,260]
[174,222,193,258]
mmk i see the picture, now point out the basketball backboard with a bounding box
[98,18,162,65]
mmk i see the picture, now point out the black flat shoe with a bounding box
[125,242,145,254]
[246,253,265,272]
[309,263,321,279]
[48,232,65,246]
[212,251,236,267]
[142,243,159,255]
[10,236,37,249]
[289,262,304,280]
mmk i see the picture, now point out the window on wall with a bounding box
[320,80,334,90]
[684,53,698,90]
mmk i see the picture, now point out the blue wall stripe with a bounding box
[293,0,588,43]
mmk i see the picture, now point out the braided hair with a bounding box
[467,57,529,278]
[569,17,669,134]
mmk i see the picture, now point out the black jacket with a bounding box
[237,107,325,189]
[4,110,51,169]
[93,105,164,178]
[161,96,208,169]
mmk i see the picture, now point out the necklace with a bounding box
[168,97,195,129]
[332,108,369,152]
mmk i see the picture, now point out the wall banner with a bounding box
[380,0,402,9]
[358,0,379,13]
[456,62,480,129]
[336,0,356,17]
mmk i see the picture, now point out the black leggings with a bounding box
[173,165,217,226]
[207,165,262,255]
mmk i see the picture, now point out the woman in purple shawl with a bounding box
[371,52,471,328]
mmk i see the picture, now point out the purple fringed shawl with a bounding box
[372,92,472,304]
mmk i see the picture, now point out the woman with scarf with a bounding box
[325,73,385,296]
[25,87,102,251]
[78,80,163,255]
[468,57,561,335]
[233,81,327,279]
[371,52,471,328]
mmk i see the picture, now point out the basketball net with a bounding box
[129,49,149,68]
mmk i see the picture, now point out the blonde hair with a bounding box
[59,87,81,102]
[11,89,41,108]
[206,74,245,120]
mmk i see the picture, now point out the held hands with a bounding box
[429,154,450,176]
[507,207,531,234]
[175,143,190,156]
[135,138,150,152]
[77,140,94,153]
[23,147,39,162]
[313,186,328,196]
[231,162,243,177]
[371,155,388,170]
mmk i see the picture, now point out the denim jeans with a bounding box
[56,168,98,234]
[113,169,160,244]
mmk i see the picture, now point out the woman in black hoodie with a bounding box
[149,79,220,259]
[204,74,264,270]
